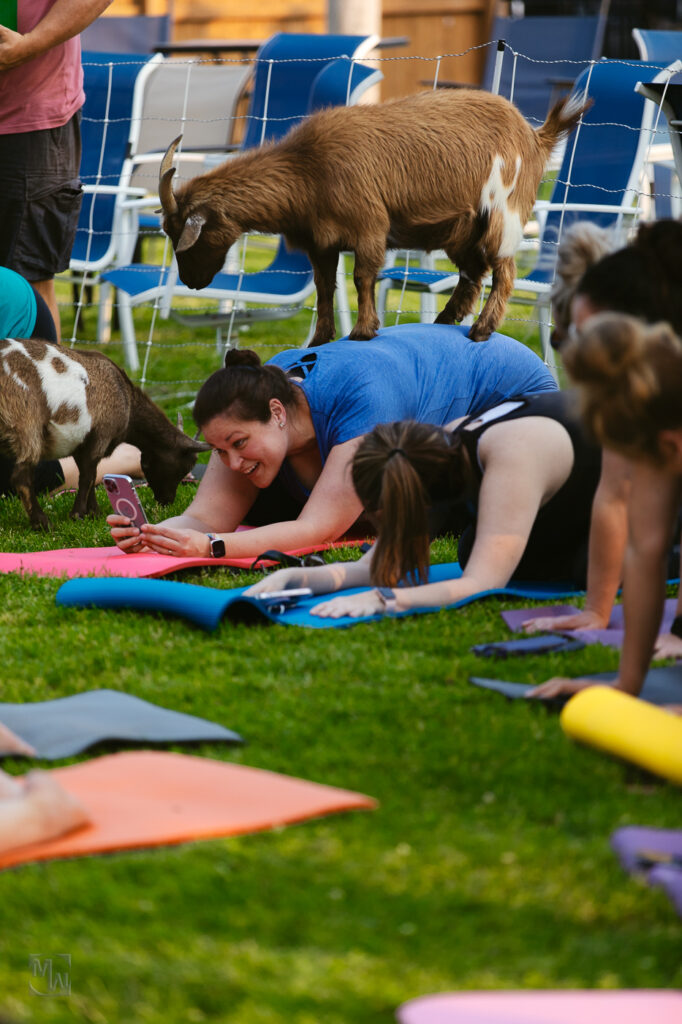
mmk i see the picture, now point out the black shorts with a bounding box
[0,113,83,280]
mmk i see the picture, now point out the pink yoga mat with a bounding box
[397,990,682,1024]
[0,540,361,580]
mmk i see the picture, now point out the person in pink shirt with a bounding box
[0,0,112,339]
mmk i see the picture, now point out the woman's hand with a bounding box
[245,568,307,596]
[311,590,385,619]
[107,513,152,554]
[522,609,608,634]
[653,632,682,660]
[525,676,599,700]
[137,523,211,558]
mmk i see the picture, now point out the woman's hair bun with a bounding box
[223,348,262,370]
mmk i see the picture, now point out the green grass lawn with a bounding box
[0,257,678,1022]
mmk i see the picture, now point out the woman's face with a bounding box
[202,401,289,488]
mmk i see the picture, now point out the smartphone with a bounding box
[255,588,313,612]
[102,474,148,528]
[470,634,585,658]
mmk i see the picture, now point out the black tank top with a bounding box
[453,391,602,583]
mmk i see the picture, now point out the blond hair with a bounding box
[564,312,682,461]
[550,222,616,342]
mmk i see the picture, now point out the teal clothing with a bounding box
[0,267,37,338]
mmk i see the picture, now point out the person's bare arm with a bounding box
[530,464,682,700]
[0,1,113,69]
[246,545,374,596]
[114,439,365,559]
[523,450,631,633]
[617,464,682,694]
[313,418,574,617]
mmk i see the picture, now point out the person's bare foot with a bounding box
[23,772,91,840]
[0,722,36,757]
[0,769,23,799]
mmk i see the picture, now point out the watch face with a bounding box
[210,537,226,559]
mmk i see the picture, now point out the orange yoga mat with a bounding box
[0,751,377,871]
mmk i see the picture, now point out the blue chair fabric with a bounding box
[80,15,170,55]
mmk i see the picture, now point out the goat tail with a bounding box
[535,91,593,156]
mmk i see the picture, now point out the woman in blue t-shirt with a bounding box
[108,323,556,560]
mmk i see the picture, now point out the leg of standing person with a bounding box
[0,115,83,344]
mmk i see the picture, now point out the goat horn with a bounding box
[159,134,183,215]
[176,411,184,432]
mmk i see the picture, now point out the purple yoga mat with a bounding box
[611,826,682,872]
[502,598,678,649]
[611,826,682,921]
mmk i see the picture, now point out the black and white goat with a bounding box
[0,338,208,529]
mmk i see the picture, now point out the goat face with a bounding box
[159,135,241,290]
[141,435,210,505]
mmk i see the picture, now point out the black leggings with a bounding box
[32,288,58,342]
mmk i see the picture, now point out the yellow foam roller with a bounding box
[560,685,682,786]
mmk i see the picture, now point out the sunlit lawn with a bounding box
[0,241,677,1023]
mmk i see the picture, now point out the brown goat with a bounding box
[159,88,591,346]
[0,338,209,529]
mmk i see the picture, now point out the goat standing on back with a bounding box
[0,338,209,529]
[159,88,591,347]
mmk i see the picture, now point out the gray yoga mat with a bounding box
[0,689,242,760]
[469,666,682,709]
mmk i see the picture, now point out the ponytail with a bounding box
[352,421,466,587]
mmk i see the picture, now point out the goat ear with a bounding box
[176,213,207,253]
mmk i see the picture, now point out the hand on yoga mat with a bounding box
[0,770,90,855]
[523,608,609,633]
[526,676,600,700]
[311,589,387,618]
[654,632,682,661]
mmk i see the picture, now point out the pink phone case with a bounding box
[103,474,148,528]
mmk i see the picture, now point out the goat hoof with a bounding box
[434,311,456,326]
[348,325,378,341]
[31,517,51,532]
[467,321,492,342]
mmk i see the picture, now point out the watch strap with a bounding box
[375,586,399,614]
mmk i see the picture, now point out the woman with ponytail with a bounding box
[530,314,682,700]
[523,218,682,638]
[247,391,602,616]
[107,323,556,560]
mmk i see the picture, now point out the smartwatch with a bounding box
[375,586,399,614]
[207,533,226,559]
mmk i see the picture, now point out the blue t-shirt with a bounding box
[0,267,37,338]
[268,323,556,465]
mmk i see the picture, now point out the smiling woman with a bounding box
[107,322,557,561]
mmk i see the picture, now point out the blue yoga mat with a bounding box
[0,689,242,759]
[56,564,584,632]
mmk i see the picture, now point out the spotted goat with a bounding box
[0,339,209,529]
[159,88,591,346]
